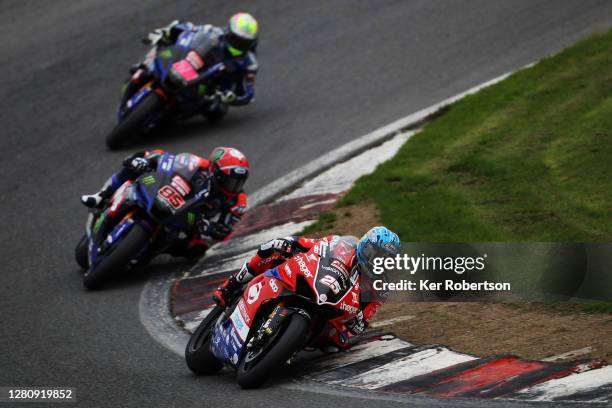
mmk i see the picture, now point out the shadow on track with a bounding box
[107,110,262,152]
[72,256,195,292]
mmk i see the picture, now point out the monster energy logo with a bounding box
[198,83,207,96]
[159,49,173,59]
[213,148,224,160]
[93,214,105,234]
[142,175,155,185]
[187,212,195,226]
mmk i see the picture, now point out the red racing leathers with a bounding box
[214,235,383,346]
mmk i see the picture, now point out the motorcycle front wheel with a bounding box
[185,305,224,375]
[236,312,309,389]
[83,223,149,290]
[75,234,89,270]
[106,91,164,150]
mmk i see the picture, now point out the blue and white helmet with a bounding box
[356,226,401,279]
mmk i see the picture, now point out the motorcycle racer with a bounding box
[124,12,259,120]
[212,227,401,343]
[81,147,249,259]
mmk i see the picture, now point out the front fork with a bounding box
[246,304,311,358]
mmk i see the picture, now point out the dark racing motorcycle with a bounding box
[185,236,363,388]
[75,152,213,290]
[106,29,239,150]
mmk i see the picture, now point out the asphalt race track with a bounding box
[2,1,612,406]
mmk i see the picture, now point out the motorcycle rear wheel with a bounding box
[185,305,224,375]
[106,92,164,150]
[236,312,309,389]
[83,223,148,290]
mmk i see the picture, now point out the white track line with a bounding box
[281,131,413,201]
[307,337,412,374]
[542,347,594,362]
[329,347,476,390]
[512,365,612,402]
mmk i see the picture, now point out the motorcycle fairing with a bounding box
[210,303,248,367]
[210,271,292,368]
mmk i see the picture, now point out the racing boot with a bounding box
[212,262,254,307]
[81,180,114,209]
[201,95,228,122]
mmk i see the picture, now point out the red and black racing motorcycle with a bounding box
[185,236,363,388]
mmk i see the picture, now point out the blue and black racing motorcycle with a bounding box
[105,29,234,149]
[75,152,212,289]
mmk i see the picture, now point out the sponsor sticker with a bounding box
[230,306,249,341]
[340,302,359,314]
[246,282,263,305]
[170,175,191,196]
[295,255,312,278]
[269,279,279,293]
[237,299,250,324]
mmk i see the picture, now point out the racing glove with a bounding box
[144,20,180,45]
[260,238,295,256]
[218,90,236,104]
[213,262,254,307]
[123,157,152,173]
[205,221,232,241]
[346,310,368,335]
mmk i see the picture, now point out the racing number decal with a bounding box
[158,185,185,209]
[319,275,341,294]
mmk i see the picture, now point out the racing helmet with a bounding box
[356,226,401,281]
[209,147,250,195]
[225,12,258,56]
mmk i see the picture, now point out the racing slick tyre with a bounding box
[106,92,164,150]
[83,223,149,290]
[75,234,89,270]
[185,305,224,375]
[236,312,309,389]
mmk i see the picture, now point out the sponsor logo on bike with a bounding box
[230,306,249,341]
[295,255,313,278]
[246,282,263,305]
[170,175,191,195]
[269,278,279,293]
[340,302,359,315]
[237,299,250,324]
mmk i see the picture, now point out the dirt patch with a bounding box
[304,201,381,238]
[374,302,612,362]
[305,202,612,362]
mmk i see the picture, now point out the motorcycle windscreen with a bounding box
[313,237,358,305]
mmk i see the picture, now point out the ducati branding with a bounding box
[246,282,263,304]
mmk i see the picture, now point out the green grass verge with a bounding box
[339,30,612,242]
[301,211,337,236]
